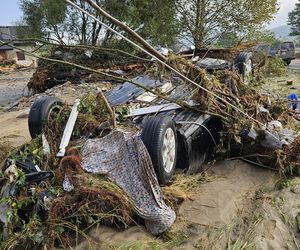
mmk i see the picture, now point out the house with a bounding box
[0,26,37,66]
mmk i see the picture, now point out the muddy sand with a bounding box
[0,69,33,107]
[75,160,278,249]
[0,69,33,146]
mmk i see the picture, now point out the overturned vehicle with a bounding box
[27,52,252,184]
[5,47,289,248]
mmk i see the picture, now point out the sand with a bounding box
[0,69,33,107]
[0,69,33,147]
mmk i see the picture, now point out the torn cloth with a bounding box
[81,130,176,235]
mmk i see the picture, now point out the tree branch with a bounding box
[1,37,151,62]
[1,40,227,121]
[80,0,166,62]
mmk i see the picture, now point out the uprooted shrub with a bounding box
[0,172,135,249]
[46,172,135,248]
[27,46,149,93]
[265,56,287,77]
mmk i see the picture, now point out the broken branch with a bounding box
[0,40,229,122]
[81,0,167,62]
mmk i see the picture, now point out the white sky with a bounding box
[268,0,298,28]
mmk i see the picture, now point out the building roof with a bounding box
[0,26,33,51]
[0,26,17,39]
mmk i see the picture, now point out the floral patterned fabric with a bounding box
[81,130,176,235]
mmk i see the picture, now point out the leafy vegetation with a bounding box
[265,56,287,77]
[18,0,278,48]
[175,0,278,47]
[18,0,178,46]
[288,1,300,36]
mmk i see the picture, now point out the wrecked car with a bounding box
[256,42,296,65]
[27,52,252,185]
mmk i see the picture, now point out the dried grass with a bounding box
[162,173,212,210]
[46,178,134,248]
[42,147,134,248]
[0,140,14,165]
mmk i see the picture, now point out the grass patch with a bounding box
[115,230,188,250]
[275,177,300,190]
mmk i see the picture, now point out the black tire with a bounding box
[141,116,177,185]
[234,52,252,84]
[28,96,63,138]
[284,59,291,65]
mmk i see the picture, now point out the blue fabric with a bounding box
[288,93,298,110]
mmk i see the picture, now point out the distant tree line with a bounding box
[18,0,278,48]
[288,1,300,36]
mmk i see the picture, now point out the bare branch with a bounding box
[80,0,166,62]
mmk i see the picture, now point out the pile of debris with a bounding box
[0,60,18,74]
[181,42,256,62]
[27,46,148,93]
[0,91,185,248]
[0,42,299,249]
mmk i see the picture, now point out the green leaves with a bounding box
[288,2,300,36]
[30,231,44,244]
[115,106,128,122]
[42,0,67,26]
[19,0,178,46]
[129,0,178,46]
[176,0,278,47]
[16,168,26,186]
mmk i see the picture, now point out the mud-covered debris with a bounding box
[27,47,148,93]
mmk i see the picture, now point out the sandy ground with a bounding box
[0,69,33,146]
[0,69,33,107]
[0,110,30,147]
[82,161,300,250]
[74,160,276,249]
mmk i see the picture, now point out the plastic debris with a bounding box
[287,93,298,110]
[63,176,74,192]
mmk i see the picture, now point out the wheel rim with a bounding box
[162,128,176,173]
[243,59,252,83]
[47,104,62,122]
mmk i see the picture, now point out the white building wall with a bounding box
[2,46,37,67]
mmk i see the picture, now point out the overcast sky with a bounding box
[268,0,298,28]
[0,0,297,29]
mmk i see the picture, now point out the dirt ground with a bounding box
[0,69,33,147]
[259,59,300,101]
[74,160,278,250]
[1,62,300,249]
[0,68,33,107]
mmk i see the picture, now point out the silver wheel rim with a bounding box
[47,104,62,121]
[243,59,252,84]
[162,128,176,173]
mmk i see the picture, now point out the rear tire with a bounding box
[141,117,177,185]
[28,96,63,138]
[234,52,252,84]
[284,59,291,65]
